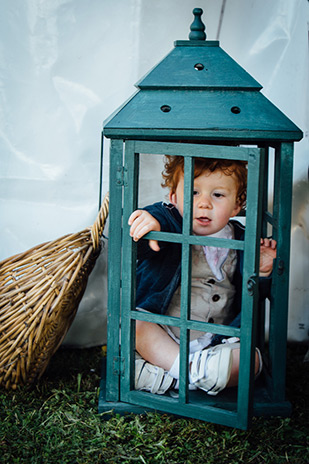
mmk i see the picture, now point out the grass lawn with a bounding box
[0,343,308,463]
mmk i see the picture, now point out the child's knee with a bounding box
[135,320,155,342]
[135,319,146,338]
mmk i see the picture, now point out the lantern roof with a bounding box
[103,8,302,143]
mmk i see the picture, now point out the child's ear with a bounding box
[169,191,177,206]
[230,202,242,218]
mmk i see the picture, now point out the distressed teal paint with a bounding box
[120,143,139,398]
[178,156,194,404]
[105,139,124,402]
[268,142,294,401]
[104,90,302,141]
[236,149,264,428]
[137,45,262,90]
[188,7,206,41]
[99,8,303,429]
[100,140,299,428]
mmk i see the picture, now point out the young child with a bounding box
[129,156,276,395]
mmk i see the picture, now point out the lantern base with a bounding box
[98,358,292,424]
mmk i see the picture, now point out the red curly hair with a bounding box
[161,156,247,208]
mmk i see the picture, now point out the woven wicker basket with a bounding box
[0,193,109,389]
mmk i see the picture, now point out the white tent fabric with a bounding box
[1,0,308,346]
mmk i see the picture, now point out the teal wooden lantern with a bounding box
[99,8,303,429]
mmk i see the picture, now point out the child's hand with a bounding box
[128,210,161,252]
[259,238,277,277]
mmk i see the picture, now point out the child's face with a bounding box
[169,169,242,235]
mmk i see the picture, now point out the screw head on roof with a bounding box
[189,8,206,41]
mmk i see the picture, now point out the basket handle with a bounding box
[90,192,109,249]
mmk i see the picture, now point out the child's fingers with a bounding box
[130,216,156,242]
[128,209,142,225]
[128,210,160,246]
[130,221,147,241]
[149,240,160,252]
[131,222,149,241]
[129,211,150,239]
[129,216,142,238]
[260,238,277,249]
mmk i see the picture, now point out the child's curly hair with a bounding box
[161,156,247,208]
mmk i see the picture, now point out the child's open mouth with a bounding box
[196,217,211,225]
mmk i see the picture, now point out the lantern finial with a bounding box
[189,8,206,41]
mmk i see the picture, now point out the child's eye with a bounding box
[213,193,224,198]
[193,190,199,196]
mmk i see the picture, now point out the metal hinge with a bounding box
[247,274,257,296]
[115,166,128,187]
[112,356,125,376]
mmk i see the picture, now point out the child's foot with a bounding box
[135,356,175,394]
[189,343,237,395]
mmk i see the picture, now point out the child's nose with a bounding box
[197,194,212,209]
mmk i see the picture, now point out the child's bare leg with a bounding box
[136,322,262,392]
[135,320,179,371]
[227,348,261,387]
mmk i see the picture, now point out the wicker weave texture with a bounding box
[0,194,109,389]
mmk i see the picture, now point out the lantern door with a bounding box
[117,140,265,429]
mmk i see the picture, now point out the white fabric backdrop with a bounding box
[1,0,308,345]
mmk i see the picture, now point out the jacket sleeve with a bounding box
[136,202,182,260]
